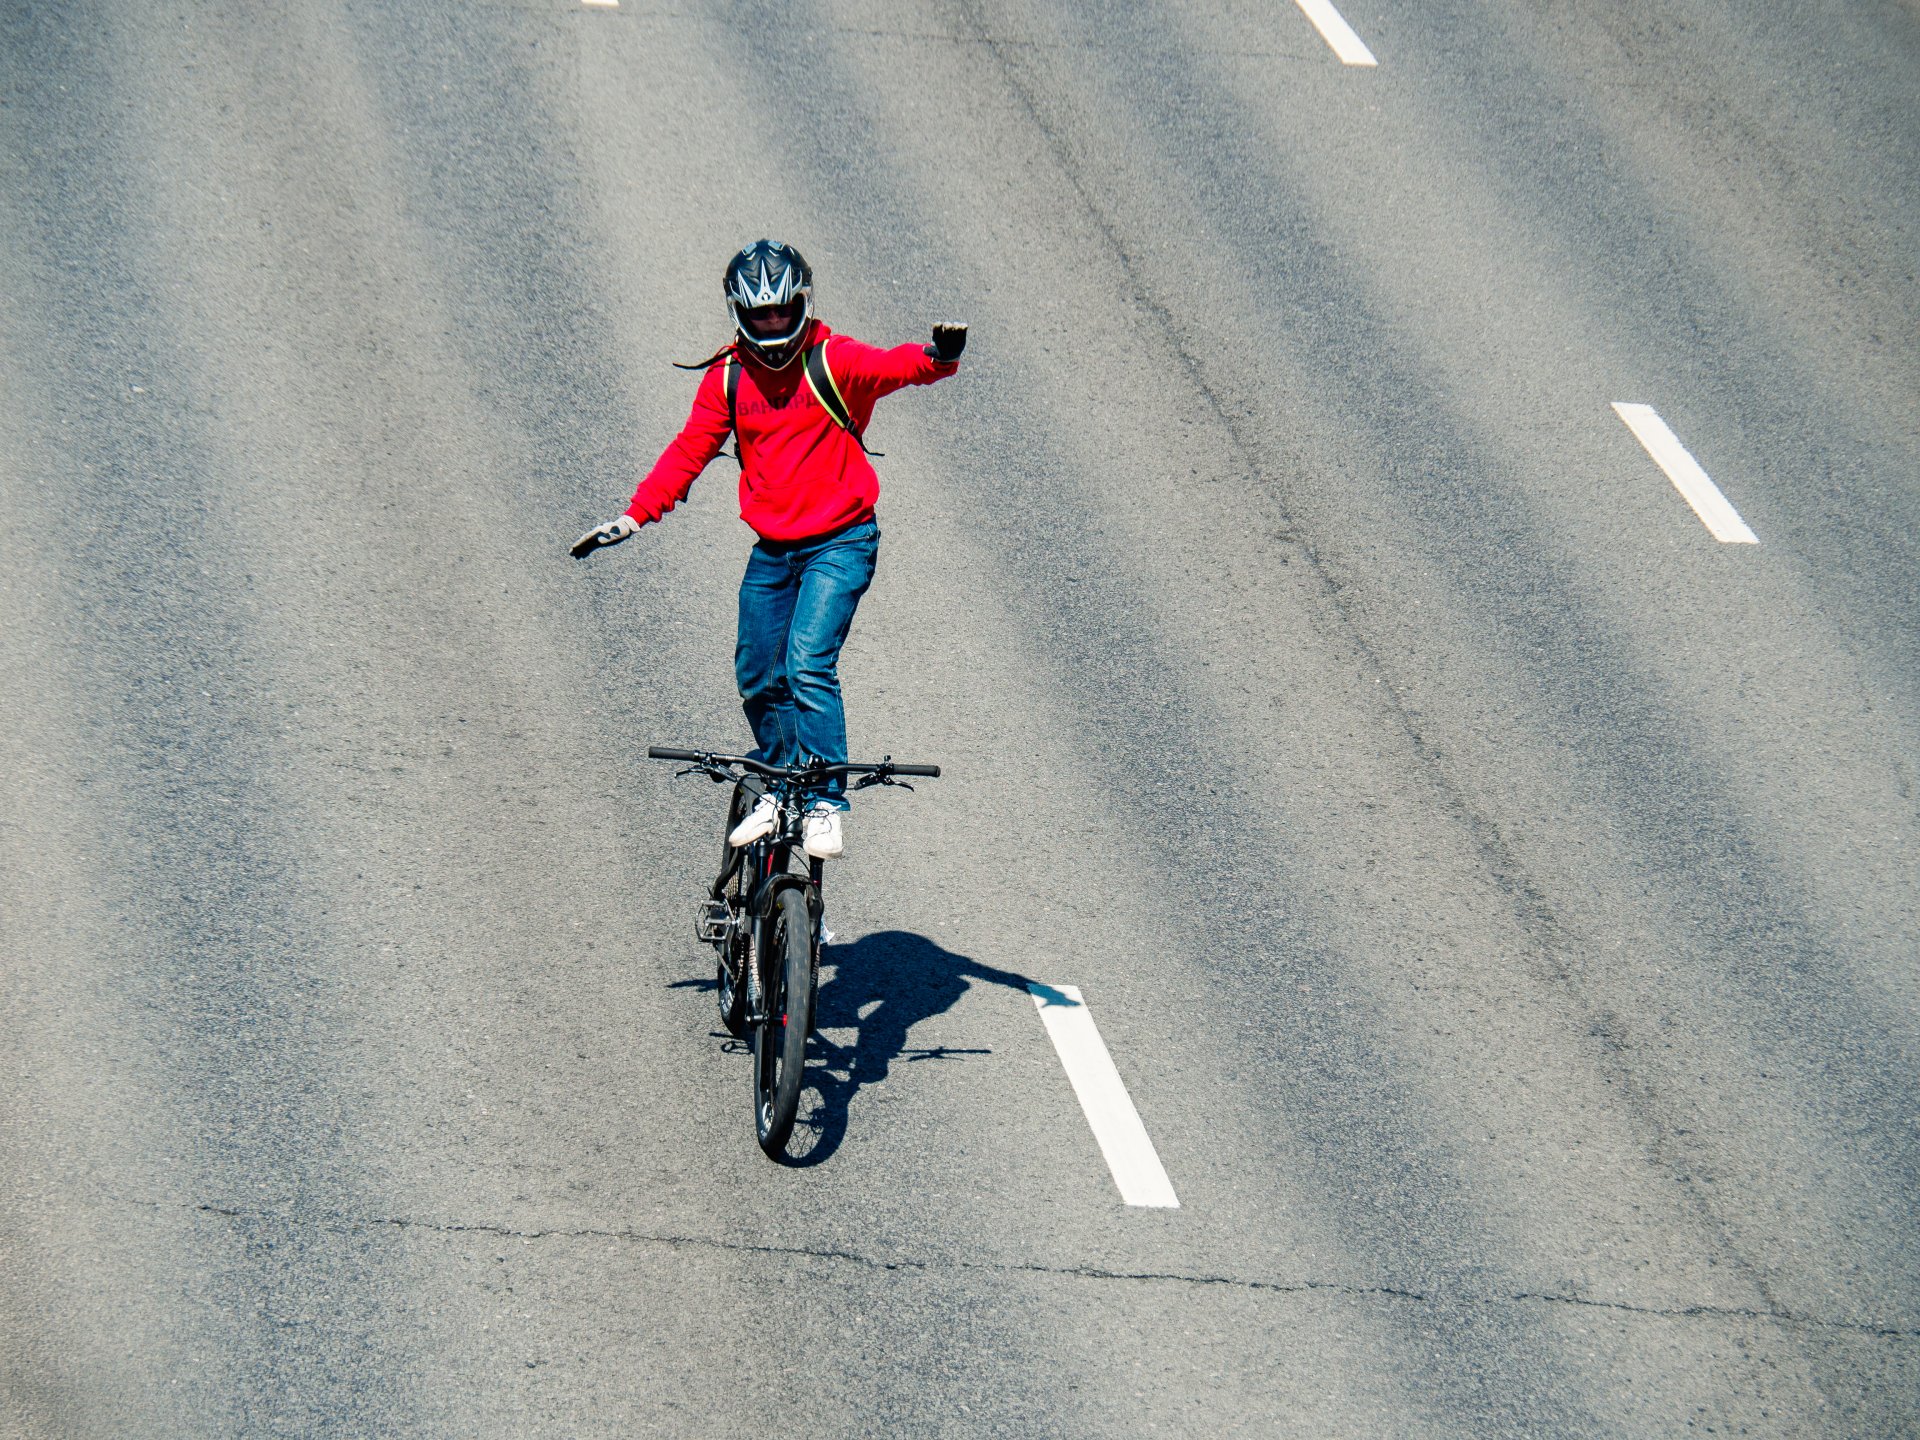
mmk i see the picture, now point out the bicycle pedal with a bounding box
[695,899,732,944]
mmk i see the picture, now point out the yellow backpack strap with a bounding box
[804,340,882,457]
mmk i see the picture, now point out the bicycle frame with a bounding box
[649,745,940,1155]
[718,783,822,1025]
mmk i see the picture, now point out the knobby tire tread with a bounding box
[753,886,813,1157]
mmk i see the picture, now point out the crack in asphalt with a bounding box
[120,1194,1919,1342]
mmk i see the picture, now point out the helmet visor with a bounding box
[737,301,807,346]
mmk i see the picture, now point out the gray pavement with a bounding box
[2,1,1916,1434]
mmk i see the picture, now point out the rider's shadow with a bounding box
[787,930,1036,1167]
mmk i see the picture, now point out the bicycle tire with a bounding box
[753,886,814,1157]
[713,784,755,1036]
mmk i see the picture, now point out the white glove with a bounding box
[570,516,638,559]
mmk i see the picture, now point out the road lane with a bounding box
[2,4,1126,1433]
[743,0,1917,1423]
[754,14,1869,1432]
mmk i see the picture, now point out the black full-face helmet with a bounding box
[724,239,814,369]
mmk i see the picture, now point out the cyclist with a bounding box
[571,239,966,861]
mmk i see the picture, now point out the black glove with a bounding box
[927,322,968,363]
[570,516,638,559]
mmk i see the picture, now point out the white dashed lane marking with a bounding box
[1294,0,1379,66]
[1029,984,1180,1209]
[1613,403,1759,544]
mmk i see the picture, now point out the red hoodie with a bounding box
[625,321,958,544]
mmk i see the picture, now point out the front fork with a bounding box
[743,866,825,1028]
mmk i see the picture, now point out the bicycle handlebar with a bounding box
[647,746,940,779]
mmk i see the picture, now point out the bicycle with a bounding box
[647,746,941,1157]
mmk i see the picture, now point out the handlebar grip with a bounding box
[889,763,941,777]
[648,747,702,762]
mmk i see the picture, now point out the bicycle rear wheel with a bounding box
[753,886,814,1157]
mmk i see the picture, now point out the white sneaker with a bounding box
[802,804,844,860]
[727,795,777,848]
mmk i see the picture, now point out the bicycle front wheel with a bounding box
[752,886,814,1157]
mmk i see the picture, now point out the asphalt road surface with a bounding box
[4,1,1917,1435]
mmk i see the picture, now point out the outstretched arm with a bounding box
[567,363,734,559]
[625,362,734,525]
[826,324,968,413]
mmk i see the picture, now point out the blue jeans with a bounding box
[735,520,879,809]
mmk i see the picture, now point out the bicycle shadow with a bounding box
[785,930,1037,1167]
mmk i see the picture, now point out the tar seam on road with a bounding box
[1612,403,1759,544]
[107,1193,1920,1341]
[1294,0,1379,66]
[1029,983,1180,1208]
